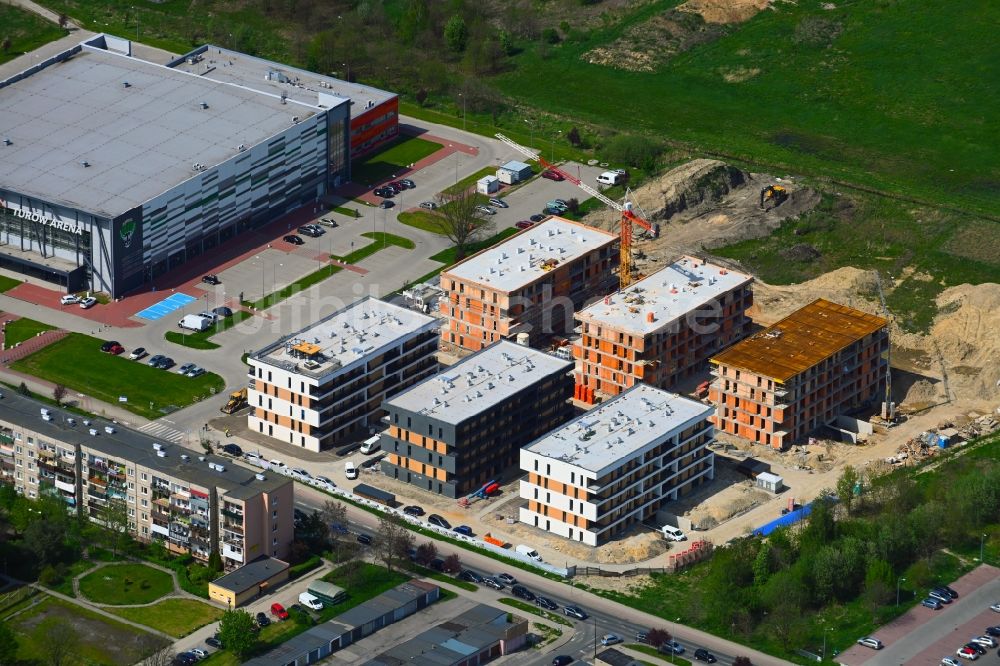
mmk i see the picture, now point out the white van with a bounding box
[515,544,543,562]
[345,461,358,480]
[298,592,323,611]
[178,314,213,332]
[596,171,624,186]
[360,435,381,455]
[662,525,687,542]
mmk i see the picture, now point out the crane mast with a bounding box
[873,272,895,421]
[494,133,655,288]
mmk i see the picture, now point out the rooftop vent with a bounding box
[2,138,11,146]
[153,443,164,451]
[180,454,190,461]
[157,450,167,458]
[292,116,300,123]
[88,428,98,436]
[122,81,131,88]
[255,473,266,481]
[200,101,209,109]
[80,160,90,168]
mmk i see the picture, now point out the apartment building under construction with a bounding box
[439,218,618,352]
[573,256,753,401]
[709,298,889,450]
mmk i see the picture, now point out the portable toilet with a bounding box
[476,175,500,195]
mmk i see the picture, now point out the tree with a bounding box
[733,658,753,666]
[441,553,461,574]
[34,617,78,666]
[646,627,671,647]
[24,514,67,566]
[415,88,428,106]
[603,134,663,171]
[499,30,514,56]
[414,542,437,566]
[295,511,329,553]
[1,37,10,56]
[52,384,67,407]
[58,14,68,29]
[134,635,172,666]
[99,496,130,558]
[373,515,413,574]
[435,189,494,261]
[207,549,223,574]
[218,610,257,659]
[16,382,29,396]
[0,623,17,666]
[444,15,468,53]
[836,465,860,516]
[567,126,582,147]
[320,500,349,561]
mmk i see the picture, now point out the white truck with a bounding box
[596,171,625,186]
[359,435,381,455]
[298,592,323,611]
[515,544,543,562]
[178,314,213,332]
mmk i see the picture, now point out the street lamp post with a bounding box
[550,130,562,162]
[981,533,987,562]
[593,615,597,659]
[896,576,906,606]
[822,626,830,661]
[459,93,466,131]
[524,119,534,149]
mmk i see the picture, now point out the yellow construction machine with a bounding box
[760,185,788,210]
[220,388,247,414]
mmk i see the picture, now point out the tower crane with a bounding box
[494,133,656,289]
[873,271,895,422]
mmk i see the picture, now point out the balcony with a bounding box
[223,522,244,535]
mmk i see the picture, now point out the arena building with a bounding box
[0,34,351,297]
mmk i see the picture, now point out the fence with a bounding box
[575,540,715,578]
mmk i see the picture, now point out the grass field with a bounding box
[109,598,223,637]
[352,136,443,186]
[3,318,56,348]
[495,0,1000,219]
[442,166,499,196]
[164,310,252,350]
[498,598,572,627]
[626,644,692,665]
[332,232,415,263]
[0,5,67,66]
[78,563,174,605]
[10,595,167,664]
[0,275,22,293]
[397,210,446,234]
[11,333,225,418]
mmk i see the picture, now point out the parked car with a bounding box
[992,603,1000,613]
[221,443,243,456]
[541,170,564,181]
[298,225,323,237]
[255,612,270,627]
[601,634,623,646]
[283,234,304,245]
[313,476,336,490]
[189,649,207,660]
[543,207,563,216]
[497,573,517,586]
[529,214,546,222]
[178,363,197,375]
[511,585,535,602]
[387,182,403,193]
[204,637,222,649]
[659,641,685,655]
[515,221,534,229]
[552,657,573,666]
[79,296,98,309]
[964,642,987,655]
[921,597,943,610]
[319,218,338,227]
[60,294,80,305]
[428,514,451,529]
[475,205,496,216]
[956,646,981,660]
[390,180,408,191]
[158,357,175,369]
[488,197,509,209]
[458,570,483,584]
[693,648,717,663]
[289,467,312,481]
[101,341,124,355]
[268,459,287,473]
[984,626,1000,637]
[270,603,289,620]
[400,179,415,188]
[344,461,358,480]
[429,558,445,572]
[202,274,221,285]
[356,533,373,545]
[482,577,504,590]
[636,630,649,643]
[453,525,473,536]
[212,306,233,318]
[403,505,424,517]
[546,200,568,212]
[374,187,393,198]
[942,658,962,666]
[933,585,959,599]
[536,596,558,611]
[378,200,394,209]
[186,366,205,378]
[971,636,997,648]
[128,347,147,360]
[857,637,884,650]
[929,589,954,604]
[148,354,166,366]
[419,201,437,209]
[563,605,588,620]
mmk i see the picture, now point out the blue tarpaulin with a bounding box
[754,502,814,536]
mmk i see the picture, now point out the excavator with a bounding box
[759,185,788,210]
[220,388,247,414]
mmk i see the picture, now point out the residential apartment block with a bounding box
[380,341,574,498]
[574,256,753,400]
[0,392,293,569]
[440,218,619,351]
[709,298,889,450]
[519,384,715,546]
[248,297,439,452]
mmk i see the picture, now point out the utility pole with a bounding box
[874,271,894,421]
[896,576,906,606]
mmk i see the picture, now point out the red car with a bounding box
[515,221,534,230]
[270,603,289,620]
[541,170,564,181]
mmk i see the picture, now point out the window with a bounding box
[272,510,278,518]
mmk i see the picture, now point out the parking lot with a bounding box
[837,564,1000,666]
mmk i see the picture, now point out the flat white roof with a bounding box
[523,384,712,474]
[576,256,752,335]
[0,40,337,218]
[252,297,437,378]
[443,218,617,293]
[169,46,395,110]
[385,341,572,424]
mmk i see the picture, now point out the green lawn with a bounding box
[397,210,447,234]
[332,232,414,263]
[11,333,225,418]
[0,5,67,66]
[9,596,167,664]
[498,598,572,627]
[352,136,443,186]
[164,310,252,350]
[442,166,499,196]
[331,205,362,218]
[0,275,22,293]
[402,563,477,592]
[109,598,223,637]
[3,318,56,348]
[77,563,174,605]
[626,644,692,665]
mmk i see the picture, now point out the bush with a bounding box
[603,134,664,171]
[542,28,560,44]
[38,564,63,587]
[289,555,322,580]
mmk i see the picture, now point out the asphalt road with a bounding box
[291,483,791,666]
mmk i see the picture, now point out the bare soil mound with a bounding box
[679,0,775,23]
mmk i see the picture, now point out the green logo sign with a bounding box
[119,220,136,249]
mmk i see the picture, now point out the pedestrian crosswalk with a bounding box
[138,421,186,443]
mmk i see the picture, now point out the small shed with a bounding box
[476,175,500,195]
[354,483,396,506]
[307,580,347,605]
[496,160,533,185]
[756,471,784,493]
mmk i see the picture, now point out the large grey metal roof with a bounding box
[210,556,289,593]
[0,42,337,218]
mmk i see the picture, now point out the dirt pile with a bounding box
[679,0,776,23]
